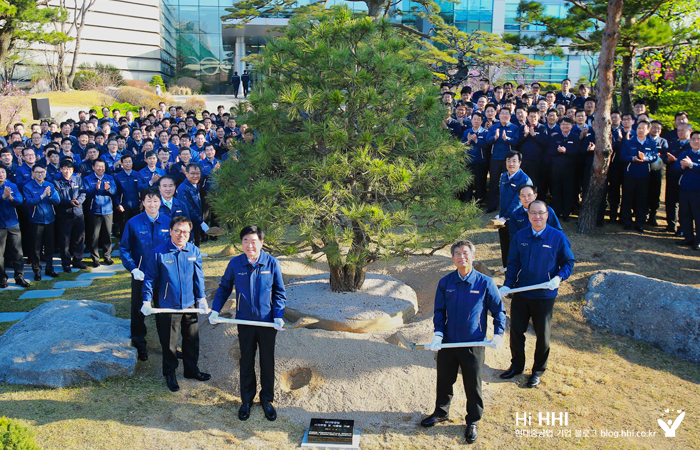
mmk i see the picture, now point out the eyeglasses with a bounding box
[172,229,191,235]
[529,211,548,216]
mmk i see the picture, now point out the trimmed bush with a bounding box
[654,91,700,131]
[173,97,206,114]
[0,416,41,450]
[91,101,140,118]
[149,75,166,91]
[172,76,202,93]
[114,86,166,110]
[124,79,156,93]
[169,85,193,95]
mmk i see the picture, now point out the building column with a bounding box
[492,0,506,35]
[234,36,245,75]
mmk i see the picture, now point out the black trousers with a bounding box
[666,170,681,228]
[607,166,624,219]
[521,159,542,193]
[57,215,85,267]
[551,164,576,218]
[232,84,239,97]
[88,213,113,260]
[155,310,200,376]
[621,176,649,227]
[540,161,552,201]
[0,225,23,280]
[498,226,510,268]
[242,83,249,97]
[29,222,55,273]
[17,206,31,259]
[238,324,277,404]
[117,207,140,238]
[509,293,555,376]
[463,162,487,203]
[647,169,662,219]
[488,159,505,210]
[130,279,147,352]
[679,191,700,244]
[434,346,485,424]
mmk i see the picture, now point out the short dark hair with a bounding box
[637,119,651,128]
[675,111,689,119]
[170,215,193,230]
[59,158,75,169]
[450,240,475,257]
[120,153,133,162]
[691,130,700,139]
[560,117,574,124]
[518,184,537,195]
[159,175,176,186]
[185,162,201,173]
[142,186,160,200]
[32,164,46,172]
[92,158,106,168]
[145,150,156,159]
[505,150,522,161]
[527,106,540,114]
[529,199,548,211]
[240,225,264,241]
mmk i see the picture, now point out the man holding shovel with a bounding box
[499,200,575,388]
[209,225,287,422]
[420,240,506,445]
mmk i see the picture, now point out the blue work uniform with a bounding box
[137,166,166,192]
[176,179,203,242]
[620,136,659,228]
[23,178,60,274]
[508,205,561,238]
[0,179,24,280]
[674,148,700,244]
[114,169,141,212]
[83,173,116,215]
[548,128,581,219]
[160,196,190,220]
[497,169,532,267]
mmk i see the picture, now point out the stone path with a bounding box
[0,252,126,323]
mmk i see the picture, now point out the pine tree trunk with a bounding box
[329,263,367,292]
[577,0,625,234]
[620,52,635,114]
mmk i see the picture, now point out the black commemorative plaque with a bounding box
[307,418,354,444]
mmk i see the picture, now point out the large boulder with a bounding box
[0,299,136,388]
[283,273,418,333]
[583,270,700,364]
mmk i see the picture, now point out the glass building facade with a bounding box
[163,0,582,93]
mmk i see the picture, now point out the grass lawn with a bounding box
[0,219,698,449]
[29,91,115,108]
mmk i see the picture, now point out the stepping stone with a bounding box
[6,270,55,282]
[77,273,116,281]
[53,280,93,289]
[19,289,65,299]
[0,312,28,322]
[92,264,125,273]
[2,283,25,291]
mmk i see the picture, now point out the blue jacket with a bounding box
[200,157,220,190]
[0,180,23,228]
[53,174,85,217]
[505,226,575,299]
[15,163,34,191]
[1,162,18,184]
[499,169,532,219]
[620,136,658,179]
[508,205,562,238]
[142,240,205,309]
[674,149,700,192]
[83,173,116,215]
[461,127,489,164]
[159,196,190,220]
[23,179,60,224]
[516,123,547,162]
[114,170,141,210]
[101,152,122,175]
[433,269,506,343]
[176,179,202,225]
[137,166,166,192]
[548,129,581,168]
[120,212,172,273]
[485,122,520,160]
[212,250,287,322]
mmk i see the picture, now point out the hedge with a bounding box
[0,416,41,450]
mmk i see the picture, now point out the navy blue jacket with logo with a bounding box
[505,225,575,299]
[433,269,506,343]
[508,205,561,238]
[142,240,205,309]
[176,179,203,226]
[53,174,85,217]
[211,250,286,322]
[120,212,172,273]
[114,169,141,210]
[499,169,532,219]
[674,149,700,192]
[84,173,116,215]
[620,136,659,179]
[461,127,489,164]
[0,180,23,228]
[548,129,581,169]
[23,179,60,224]
[485,122,520,160]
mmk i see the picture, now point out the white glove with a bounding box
[141,301,154,316]
[498,216,507,224]
[208,310,219,324]
[197,298,209,312]
[273,318,285,331]
[498,286,511,297]
[491,334,504,349]
[548,276,562,290]
[428,334,443,352]
[131,268,145,281]
[201,222,210,232]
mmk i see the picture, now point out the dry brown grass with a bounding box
[0,212,699,449]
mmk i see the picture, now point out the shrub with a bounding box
[149,75,166,91]
[0,416,41,450]
[169,85,193,95]
[73,62,123,91]
[173,97,206,114]
[91,101,140,118]
[0,83,27,132]
[114,86,166,110]
[171,76,202,93]
[124,79,156,93]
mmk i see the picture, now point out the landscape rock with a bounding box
[0,299,136,388]
[583,270,700,364]
[284,273,418,333]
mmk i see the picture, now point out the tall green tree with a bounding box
[212,6,479,292]
[0,0,68,81]
[504,0,684,113]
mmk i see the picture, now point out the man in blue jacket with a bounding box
[620,120,659,232]
[420,240,505,445]
[141,216,210,392]
[114,154,141,239]
[484,108,520,212]
[53,159,87,273]
[84,159,117,267]
[0,166,30,288]
[176,163,209,246]
[674,131,700,250]
[23,165,60,280]
[516,107,547,190]
[158,176,190,220]
[461,112,489,204]
[509,185,561,239]
[209,225,286,422]
[500,200,575,388]
[548,117,580,222]
[120,187,172,361]
[497,150,532,267]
